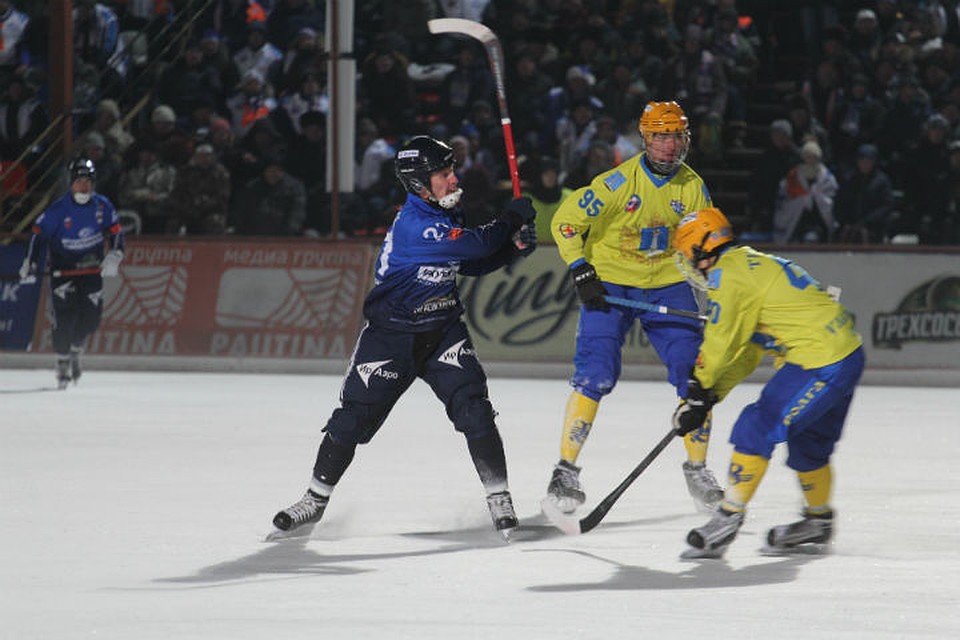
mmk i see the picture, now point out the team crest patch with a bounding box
[603,171,626,192]
[625,194,641,212]
[707,268,723,288]
[670,200,686,216]
[558,223,577,239]
[447,228,463,240]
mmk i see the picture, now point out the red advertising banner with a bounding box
[30,240,376,359]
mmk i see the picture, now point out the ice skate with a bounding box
[265,490,329,541]
[486,490,518,539]
[682,461,724,512]
[545,460,586,514]
[69,348,82,384]
[681,508,744,559]
[763,510,834,555]
[55,358,71,390]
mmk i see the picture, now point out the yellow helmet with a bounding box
[674,207,735,264]
[639,101,689,135]
[638,101,691,174]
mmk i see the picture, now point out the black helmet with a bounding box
[395,136,454,194]
[68,156,97,182]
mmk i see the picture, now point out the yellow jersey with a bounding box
[551,153,712,288]
[695,246,863,390]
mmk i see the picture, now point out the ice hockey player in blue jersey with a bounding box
[19,157,125,389]
[269,135,537,540]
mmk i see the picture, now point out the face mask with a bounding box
[437,188,463,210]
[73,191,92,205]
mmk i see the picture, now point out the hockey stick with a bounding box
[604,295,707,321]
[541,427,679,535]
[427,18,521,198]
[52,268,102,277]
[12,267,103,285]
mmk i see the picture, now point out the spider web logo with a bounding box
[103,266,187,326]
[215,268,360,329]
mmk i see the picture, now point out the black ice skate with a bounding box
[56,357,71,390]
[763,510,834,555]
[681,507,744,559]
[69,347,83,384]
[486,490,518,539]
[682,461,724,513]
[545,460,586,514]
[265,490,329,541]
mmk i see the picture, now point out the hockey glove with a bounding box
[512,224,537,257]
[570,262,609,311]
[499,196,537,228]
[672,377,717,436]
[18,258,34,282]
[100,250,124,278]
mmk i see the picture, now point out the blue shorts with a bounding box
[571,281,703,401]
[730,347,865,471]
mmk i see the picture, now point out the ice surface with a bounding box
[1,368,957,639]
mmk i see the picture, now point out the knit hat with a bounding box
[151,105,177,124]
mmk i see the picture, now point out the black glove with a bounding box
[512,224,537,257]
[499,196,537,228]
[570,262,608,311]
[672,377,717,436]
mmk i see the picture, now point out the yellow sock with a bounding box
[560,391,599,463]
[682,410,712,464]
[797,464,833,514]
[721,451,769,512]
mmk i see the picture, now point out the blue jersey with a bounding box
[31,192,123,271]
[363,193,517,332]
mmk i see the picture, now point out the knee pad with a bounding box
[324,402,387,444]
[448,385,497,437]
[729,404,777,459]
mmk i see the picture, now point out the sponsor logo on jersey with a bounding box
[417,265,457,284]
[670,200,685,216]
[355,359,399,387]
[437,338,476,368]
[603,170,626,192]
[625,194,641,212]
[413,295,458,315]
[558,223,577,239]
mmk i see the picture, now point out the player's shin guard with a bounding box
[467,429,509,494]
[559,391,599,463]
[721,451,769,512]
[797,464,833,515]
[682,411,712,464]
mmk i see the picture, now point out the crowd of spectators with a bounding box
[1,0,959,244]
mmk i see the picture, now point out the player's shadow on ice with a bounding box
[153,536,481,587]
[526,546,823,592]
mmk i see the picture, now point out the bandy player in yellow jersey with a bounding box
[546,101,721,514]
[671,208,865,558]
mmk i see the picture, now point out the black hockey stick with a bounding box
[541,427,679,535]
[604,295,707,321]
